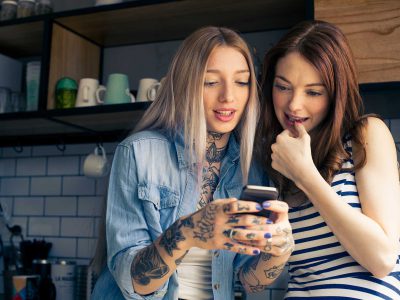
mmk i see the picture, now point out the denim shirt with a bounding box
[93,129,257,300]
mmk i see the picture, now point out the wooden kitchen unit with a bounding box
[315,0,400,84]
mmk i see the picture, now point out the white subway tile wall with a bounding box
[0,120,399,298]
[0,142,117,295]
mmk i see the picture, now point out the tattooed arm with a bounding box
[238,200,294,293]
[131,217,192,295]
[131,198,273,295]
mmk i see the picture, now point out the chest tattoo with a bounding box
[198,132,227,209]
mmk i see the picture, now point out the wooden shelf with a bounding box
[0,102,150,146]
[0,0,312,146]
[0,20,45,58]
[55,0,309,47]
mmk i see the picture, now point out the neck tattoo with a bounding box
[198,132,228,209]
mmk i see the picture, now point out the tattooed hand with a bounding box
[237,200,294,257]
[178,198,277,256]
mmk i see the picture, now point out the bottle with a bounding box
[0,0,18,21]
[35,0,52,15]
[26,61,41,111]
[17,0,36,18]
[32,259,56,300]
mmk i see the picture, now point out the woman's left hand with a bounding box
[236,200,294,257]
[271,122,316,183]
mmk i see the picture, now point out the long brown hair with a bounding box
[256,20,368,196]
[135,26,259,183]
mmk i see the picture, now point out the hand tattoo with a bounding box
[193,204,218,242]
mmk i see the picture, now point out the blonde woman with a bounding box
[91,26,293,299]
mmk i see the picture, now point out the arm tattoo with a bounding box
[240,253,284,293]
[264,263,285,279]
[241,255,270,293]
[131,244,169,286]
[159,220,186,256]
[159,216,195,256]
[131,216,195,286]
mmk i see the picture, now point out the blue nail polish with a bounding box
[266,219,273,224]
[264,232,272,238]
[263,201,271,208]
[255,204,262,210]
[253,249,260,255]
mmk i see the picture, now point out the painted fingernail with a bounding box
[263,202,271,208]
[264,232,272,238]
[266,219,273,224]
[256,204,262,210]
[253,249,260,255]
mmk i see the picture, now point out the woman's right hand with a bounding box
[178,198,273,256]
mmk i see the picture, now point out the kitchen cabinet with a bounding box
[0,0,312,146]
[314,0,400,84]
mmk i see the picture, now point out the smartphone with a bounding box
[240,185,279,217]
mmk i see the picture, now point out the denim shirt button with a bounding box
[213,283,220,290]
[213,250,219,257]
[138,189,145,198]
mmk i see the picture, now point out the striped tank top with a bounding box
[286,137,400,299]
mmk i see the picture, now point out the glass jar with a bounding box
[0,0,18,21]
[35,0,52,15]
[17,0,36,18]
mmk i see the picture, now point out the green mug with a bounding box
[55,77,78,109]
[95,73,135,105]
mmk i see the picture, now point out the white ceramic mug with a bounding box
[83,145,109,178]
[95,0,123,6]
[136,78,162,102]
[75,78,102,107]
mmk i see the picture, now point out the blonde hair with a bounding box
[135,26,259,182]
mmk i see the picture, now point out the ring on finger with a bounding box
[228,229,235,239]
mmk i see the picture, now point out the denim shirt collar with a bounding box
[168,128,240,169]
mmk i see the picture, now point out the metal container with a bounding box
[17,0,36,18]
[51,260,76,300]
[31,259,56,300]
[0,0,18,21]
